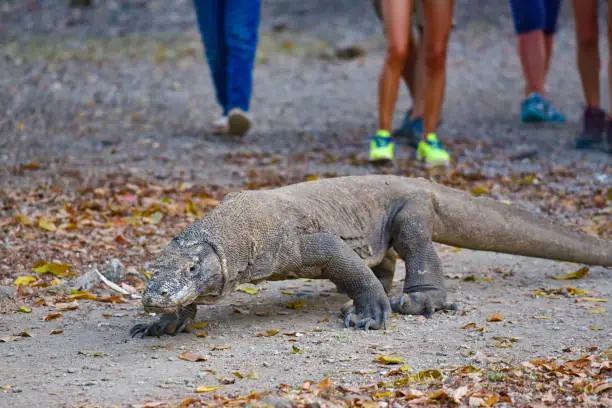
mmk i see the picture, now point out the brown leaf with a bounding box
[44,312,62,321]
[486,312,504,322]
[179,351,208,362]
[212,345,231,351]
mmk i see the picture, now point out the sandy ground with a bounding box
[0,0,610,407]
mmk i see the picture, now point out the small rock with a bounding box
[66,368,77,374]
[167,357,175,361]
[0,286,15,298]
[69,268,101,290]
[104,258,125,282]
[151,355,159,360]
[262,361,271,367]
[260,396,293,408]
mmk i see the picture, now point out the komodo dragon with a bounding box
[130,175,611,338]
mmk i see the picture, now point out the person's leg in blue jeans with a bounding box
[192,0,260,136]
[508,0,565,123]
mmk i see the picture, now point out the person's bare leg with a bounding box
[410,26,426,119]
[378,0,413,131]
[402,26,419,100]
[573,0,600,108]
[421,0,453,137]
[517,30,547,96]
[607,1,612,117]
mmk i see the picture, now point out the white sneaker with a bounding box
[212,116,228,134]
[227,108,251,136]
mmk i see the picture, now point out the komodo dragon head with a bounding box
[141,237,224,313]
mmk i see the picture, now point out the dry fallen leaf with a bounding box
[238,286,258,295]
[14,275,37,286]
[32,260,72,276]
[553,266,589,280]
[44,312,62,321]
[195,385,220,393]
[486,312,504,322]
[50,329,63,335]
[179,351,207,362]
[195,331,209,338]
[581,297,608,303]
[588,307,606,313]
[212,345,231,351]
[286,300,305,310]
[256,329,280,337]
[18,306,32,313]
[376,355,404,365]
[38,216,57,232]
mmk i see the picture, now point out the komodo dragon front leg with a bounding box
[389,211,456,316]
[300,232,391,330]
[130,304,197,338]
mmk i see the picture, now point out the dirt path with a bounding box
[0,1,610,407]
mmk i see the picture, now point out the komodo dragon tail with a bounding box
[427,183,612,267]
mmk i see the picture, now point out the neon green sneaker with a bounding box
[369,130,395,165]
[416,133,451,167]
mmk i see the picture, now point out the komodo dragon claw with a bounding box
[389,293,457,317]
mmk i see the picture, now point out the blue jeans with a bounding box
[192,0,260,115]
[509,0,562,35]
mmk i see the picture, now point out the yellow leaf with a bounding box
[553,266,589,280]
[487,312,504,322]
[195,331,209,337]
[239,287,258,295]
[38,216,57,232]
[232,371,245,379]
[50,278,61,286]
[292,345,302,353]
[376,355,404,365]
[484,394,500,406]
[588,326,604,330]
[185,198,201,216]
[286,300,305,310]
[16,123,24,131]
[19,306,32,313]
[142,269,152,280]
[374,391,394,398]
[566,286,589,296]
[588,307,606,313]
[195,385,220,393]
[14,275,36,286]
[280,289,296,295]
[306,174,321,182]
[193,321,208,329]
[581,297,608,303]
[68,290,97,301]
[32,260,72,276]
[14,214,34,226]
[256,329,280,337]
[470,185,489,195]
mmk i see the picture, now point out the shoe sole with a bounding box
[228,113,251,136]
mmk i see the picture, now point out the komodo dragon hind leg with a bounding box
[389,212,456,317]
[130,304,197,338]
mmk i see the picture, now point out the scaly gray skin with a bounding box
[130,175,612,338]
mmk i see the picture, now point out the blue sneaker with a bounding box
[520,92,566,123]
[392,109,423,148]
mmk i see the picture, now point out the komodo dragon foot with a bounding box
[389,289,457,318]
[130,304,197,338]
